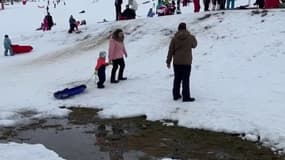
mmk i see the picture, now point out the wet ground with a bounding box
[0,107,284,160]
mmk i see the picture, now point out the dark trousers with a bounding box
[255,0,264,8]
[204,0,211,10]
[97,66,106,87]
[173,64,192,99]
[68,23,76,33]
[219,0,226,9]
[115,4,121,20]
[111,58,125,81]
[212,0,218,8]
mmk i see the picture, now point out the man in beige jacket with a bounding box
[166,22,197,102]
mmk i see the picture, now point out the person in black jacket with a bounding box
[121,4,136,19]
[45,12,54,30]
[115,0,123,21]
[68,15,76,33]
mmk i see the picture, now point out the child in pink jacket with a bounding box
[108,29,128,83]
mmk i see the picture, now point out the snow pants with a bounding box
[97,66,106,88]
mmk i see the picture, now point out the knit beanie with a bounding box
[99,51,107,58]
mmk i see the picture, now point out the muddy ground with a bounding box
[0,107,284,160]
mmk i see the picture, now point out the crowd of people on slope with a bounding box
[155,0,284,14]
[3,0,283,102]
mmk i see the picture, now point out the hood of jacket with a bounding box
[174,30,190,41]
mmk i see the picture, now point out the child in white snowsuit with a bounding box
[95,51,109,88]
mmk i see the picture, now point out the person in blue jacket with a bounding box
[147,8,155,17]
[3,35,13,56]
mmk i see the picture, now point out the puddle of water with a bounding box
[0,107,284,160]
[1,119,152,160]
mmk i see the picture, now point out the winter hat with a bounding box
[99,51,107,58]
[178,22,187,31]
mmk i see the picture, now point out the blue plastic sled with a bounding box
[53,84,87,99]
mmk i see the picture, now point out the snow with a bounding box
[0,142,65,160]
[1,0,285,159]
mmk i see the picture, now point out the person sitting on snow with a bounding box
[121,4,136,20]
[3,35,13,56]
[94,51,109,88]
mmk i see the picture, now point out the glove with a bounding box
[94,70,98,75]
[167,63,171,69]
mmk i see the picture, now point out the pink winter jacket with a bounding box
[108,37,127,61]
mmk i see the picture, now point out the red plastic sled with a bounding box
[12,44,33,54]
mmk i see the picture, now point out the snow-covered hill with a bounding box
[1,0,285,159]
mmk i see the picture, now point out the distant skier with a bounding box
[3,35,13,56]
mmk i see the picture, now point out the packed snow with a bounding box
[0,142,65,160]
[1,0,285,159]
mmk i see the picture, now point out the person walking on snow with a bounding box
[166,23,197,102]
[95,51,109,88]
[108,29,128,83]
[3,35,13,56]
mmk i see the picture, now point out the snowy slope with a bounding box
[1,0,285,159]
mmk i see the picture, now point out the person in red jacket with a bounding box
[95,51,109,88]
